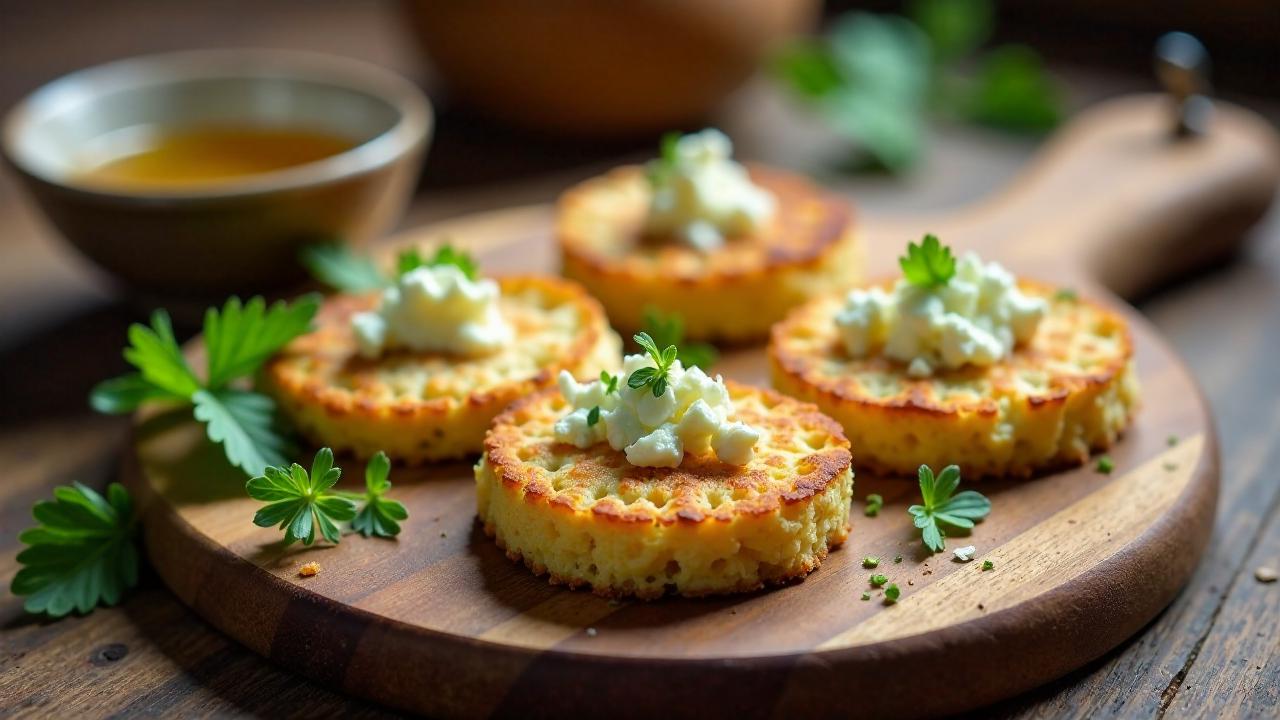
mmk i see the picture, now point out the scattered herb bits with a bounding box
[861,592,871,601]
[870,574,889,587]
[884,584,901,603]
[1053,287,1078,303]
[864,493,884,517]
[1096,455,1115,474]
[899,234,956,289]
[894,555,903,564]
[863,556,880,568]
[982,560,994,571]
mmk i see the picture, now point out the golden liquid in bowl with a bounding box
[77,125,357,189]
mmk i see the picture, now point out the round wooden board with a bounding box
[120,95,1280,719]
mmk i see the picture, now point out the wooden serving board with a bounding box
[125,95,1279,719]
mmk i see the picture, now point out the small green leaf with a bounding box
[122,309,202,398]
[642,306,719,370]
[351,451,408,538]
[864,493,884,517]
[10,482,138,617]
[899,234,956,289]
[863,556,880,568]
[982,559,994,571]
[301,243,388,292]
[1096,455,1115,474]
[651,375,668,398]
[89,374,184,414]
[246,448,359,546]
[587,406,601,427]
[600,371,619,395]
[963,45,1062,133]
[203,295,320,390]
[193,389,291,477]
[884,584,901,603]
[770,40,845,99]
[870,573,889,587]
[861,592,871,601]
[633,332,661,362]
[627,367,658,389]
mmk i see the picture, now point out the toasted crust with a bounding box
[768,282,1140,478]
[475,381,854,599]
[557,164,860,342]
[263,276,621,463]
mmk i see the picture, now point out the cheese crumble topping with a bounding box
[352,265,511,358]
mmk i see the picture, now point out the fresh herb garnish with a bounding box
[894,554,903,564]
[870,573,889,587]
[349,451,408,538]
[1053,287,1079,303]
[397,243,480,281]
[981,559,994,571]
[246,448,356,546]
[303,242,480,292]
[91,296,319,476]
[642,306,719,370]
[628,332,679,398]
[646,131,683,186]
[908,464,991,553]
[899,234,956,289]
[863,556,881,568]
[10,482,138,617]
[300,243,386,292]
[861,592,871,601]
[770,0,1061,173]
[1096,455,1115,474]
[600,370,620,395]
[587,406,602,427]
[884,583,901,603]
[864,493,884,517]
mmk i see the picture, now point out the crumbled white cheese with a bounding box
[835,253,1047,374]
[352,264,511,358]
[645,129,776,251]
[953,545,977,562]
[553,354,760,468]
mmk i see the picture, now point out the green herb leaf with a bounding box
[982,559,994,571]
[861,591,871,601]
[397,243,480,281]
[863,556,880,568]
[203,295,319,389]
[1053,287,1079,303]
[193,389,291,477]
[870,573,889,587]
[587,406,601,427]
[1096,455,1115,474]
[634,332,662,360]
[600,371,619,395]
[301,243,388,292]
[246,448,357,546]
[627,367,658,389]
[908,464,991,552]
[10,482,138,617]
[963,45,1062,133]
[642,306,719,370]
[89,373,184,414]
[909,0,992,63]
[626,331,680,398]
[884,583,901,603]
[350,451,408,538]
[770,40,846,99]
[864,493,884,517]
[122,309,202,398]
[899,234,956,289]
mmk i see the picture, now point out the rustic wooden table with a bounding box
[1,2,1276,718]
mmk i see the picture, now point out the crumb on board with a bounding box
[299,562,321,577]
[1256,566,1278,583]
[585,627,598,637]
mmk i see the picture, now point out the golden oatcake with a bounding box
[475,381,853,599]
[768,282,1139,478]
[557,164,860,342]
[264,276,621,464]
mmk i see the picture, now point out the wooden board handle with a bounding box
[865,94,1280,297]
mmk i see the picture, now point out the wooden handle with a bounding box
[864,94,1280,297]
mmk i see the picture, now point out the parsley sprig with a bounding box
[349,451,409,538]
[91,296,319,476]
[645,131,682,186]
[10,482,138,617]
[628,332,678,397]
[301,242,480,292]
[246,449,409,545]
[642,306,719,370]
[908,464,991,552]
[899,234,956,289]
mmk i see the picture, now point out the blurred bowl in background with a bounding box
[2,49,431,298]
[403,0,818,138]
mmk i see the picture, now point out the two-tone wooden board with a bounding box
[124,95,1279,718]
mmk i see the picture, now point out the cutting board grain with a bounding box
[124,95,1279,718]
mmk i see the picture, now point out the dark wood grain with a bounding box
[2,1,1278,718]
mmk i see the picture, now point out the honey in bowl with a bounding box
[76,125,357,190]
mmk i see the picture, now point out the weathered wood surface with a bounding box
[2,2,1278,718]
